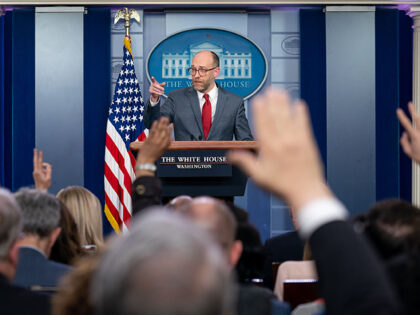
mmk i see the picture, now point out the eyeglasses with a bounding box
[188,67,217,76]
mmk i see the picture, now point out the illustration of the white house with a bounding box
[162,42,252,79]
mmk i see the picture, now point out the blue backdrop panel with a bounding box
[4,10,35,191]
[299,9,327,171]
[326,10,376,215]
[246,12,271,241]
[84,8,112,235]
[398,11,413,202]
[0,15,4,186]
[375,9,400,201]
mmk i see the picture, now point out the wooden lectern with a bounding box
[130,141,258,198]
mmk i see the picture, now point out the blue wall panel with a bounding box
[326,10,376,215]
[0,15,5,186]
[35,9,84,194]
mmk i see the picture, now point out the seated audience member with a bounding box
[91,210,235,315]
[57,186,104,252]
[0,188,51,315]
[167,195,193,211]
[181,197,276,315]
[32,148,103,253]
[263,208,304,289]
[356,199,420,315]
[235,222,266,284]
[50,200,83,266]
[274,242,317,300]
[13,188,71,288]
[228,89,401,314]
[52,252,103,315]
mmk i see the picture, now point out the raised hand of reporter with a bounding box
[32,148,52,192]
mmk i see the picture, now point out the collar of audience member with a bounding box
[17,229,61,259]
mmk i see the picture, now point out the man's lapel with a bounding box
[207,87,226,139]
[187,87,204,136]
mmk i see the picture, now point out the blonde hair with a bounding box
[57,186,103,248]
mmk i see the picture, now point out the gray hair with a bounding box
[91,209,236,315]
[0,188,22,259]
[14,188,60,237]
[181,197,237,255]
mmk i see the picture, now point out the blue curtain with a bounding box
[1,9,35,191]
[299,9,327,172]
[84,7,113,235]
[0,14,5,186]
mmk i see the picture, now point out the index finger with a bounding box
[151,76,159,84]
[397,108,415,136]
[33,148,38,169]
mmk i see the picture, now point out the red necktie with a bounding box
[202,94,212,140]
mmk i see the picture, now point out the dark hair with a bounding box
[50,200,83,265]
[363,199,420,259]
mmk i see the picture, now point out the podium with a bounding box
[130,141,258,198]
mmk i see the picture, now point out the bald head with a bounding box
[181,197,236,255]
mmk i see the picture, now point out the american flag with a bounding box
[104,37,146,233]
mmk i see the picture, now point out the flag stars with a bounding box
[122,98,127,104]
[119,125,125,133]
[127,105,132,111]
[132,115,137,121]
[140,106,144,112]
[121,116,126,122]
[126,50,130,56]
[129,78,134,85]
[125,125,130,132]
[115,98,121,105]
[123,88,128,94]
[134,88,139,94]
[113,116,119,123]
[130,70,134,75]
[127,116,131,122]
[139,116,143,121]
[122,107,127,113]
[130,60,134,66]
[135,78,138,84]
[115,107,120,113]
[124,69,129,75]
[125,59,130,66]
[133,106,138,112]
[129,87,134,94]
[125,134,130,141]
[117,89,122,95]
[118,79,123,86]
[120,70,124,76]
[140,96,144,103]
[109,108,113,115]
[131,124,136,131]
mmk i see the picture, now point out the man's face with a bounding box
[191,51,220,94]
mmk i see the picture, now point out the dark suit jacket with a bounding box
[13,247,71,288]
[144,86,253,141]
[309,220,401,315]
[0,273,51,315]
[263,231,304,289]
[132,176,162,216]
[238,284,276,315]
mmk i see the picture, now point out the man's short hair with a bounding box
[0,188,22,259]
[209,51,220,68]
[180,197,237,254]
[92,210,235,315]
[364,199,420,259]
[14,188,61,237]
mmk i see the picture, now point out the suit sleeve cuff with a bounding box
[297,197,348,240]
[150,99,159,107]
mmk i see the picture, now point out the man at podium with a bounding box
[144,50,253,141]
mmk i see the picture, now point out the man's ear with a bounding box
[213,67,220,79]
[228,240,243,267]
[8,240,20,267]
